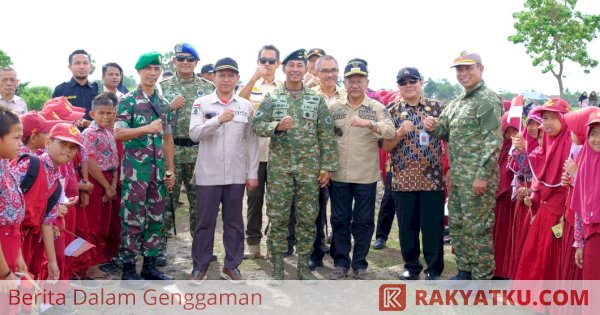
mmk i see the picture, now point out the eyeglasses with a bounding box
[398,78,419,86]
[176,55,198,63]
[318,68,339,74]
[258,57,277,65]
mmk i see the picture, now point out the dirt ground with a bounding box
[157,181,457,281]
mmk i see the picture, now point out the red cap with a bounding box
[586,110,600,127]
[539,98,570,114]
[21,111,57,141]
[39,97,86,122]
[48,123,83,147]
[565,107,600,144]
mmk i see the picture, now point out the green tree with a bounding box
[17,82,53,111]
[423,78,462,102]
[122,74,138,91]
[508,0,600,99]
[162,51,175,74]
[0,49,12,68]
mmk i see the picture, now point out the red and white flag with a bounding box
[508,95,524,132]
[65,237,95,257]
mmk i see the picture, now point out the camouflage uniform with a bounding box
[429,80,502,279]
[159,75,214,236]
[252,85,337,255]
[115,85,172,263]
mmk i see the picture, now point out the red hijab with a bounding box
[571,118,600,224]
[529,99,572,188]
[564,107,600,145]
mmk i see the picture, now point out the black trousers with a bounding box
[375,172,395,241]
[330,181,377,270]
[394,190,445,276]
[245,162,268,246]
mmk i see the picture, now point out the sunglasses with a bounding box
[176,55,198,63]
[258,57,277,65]
[399,78,419,86]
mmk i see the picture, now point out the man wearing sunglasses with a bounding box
[238,45,283,260]
[327,60,395,280]
[423,51,502,281]
[157,43,215,267]
[382,67,446,281]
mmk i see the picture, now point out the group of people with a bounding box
[579,91,599,108]
[1,43,599,294]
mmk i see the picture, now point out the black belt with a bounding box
[174,138,199,147]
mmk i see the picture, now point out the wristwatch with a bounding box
[369,120,377,129]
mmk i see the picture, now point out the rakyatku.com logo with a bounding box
[379,284,406,311]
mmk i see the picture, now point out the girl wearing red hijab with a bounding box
[507,108,542,278]
[573,112,600,279]
[493,112,522,278]
[514,99,572,280]
[560,107,599,280]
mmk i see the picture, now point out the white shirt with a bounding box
[0,94,28,115]
[189,91,259,185]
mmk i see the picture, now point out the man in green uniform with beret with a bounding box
[157,43,215,266]
[114,51,176,287]
[252,49,337,284]
[424,51,502,280]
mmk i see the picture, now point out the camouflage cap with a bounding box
[451,51,482,68]
[307,48,326,59]
[282,49,307,65]
[135,51,162,70]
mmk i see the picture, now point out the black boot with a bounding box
[140,256,174,282]
[121,261,148,290]
[121,262,143,280]
[156,236,168,267]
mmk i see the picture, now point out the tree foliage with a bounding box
[508,0,600,98]
[0,49,13,68]
[161,51,175,74]
[422,78,462,102]
[17,82,52,111]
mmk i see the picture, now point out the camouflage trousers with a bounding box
[448,183,496,279]
[266,171,319,255]
[162,161,197,237]
[118,179,166,263]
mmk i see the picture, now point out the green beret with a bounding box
[282,49,307,65]
[135,51,163,70]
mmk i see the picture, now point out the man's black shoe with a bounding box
[308,259,324,271]
[399,270,420,280]
[371,238,386,250]
[425,272,441,281]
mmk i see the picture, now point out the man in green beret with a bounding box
[252,49,338,284]
[114,51,176,287]
[157,43,215,267]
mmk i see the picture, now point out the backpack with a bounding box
[13,154,62,231]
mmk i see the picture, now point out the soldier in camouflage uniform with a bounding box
[114,51,176,285]
[252,49,337,283]
[424,51,502,280]
[157,43,215,266]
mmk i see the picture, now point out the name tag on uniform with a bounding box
[233,105,249,123]
[419,130,430,146]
